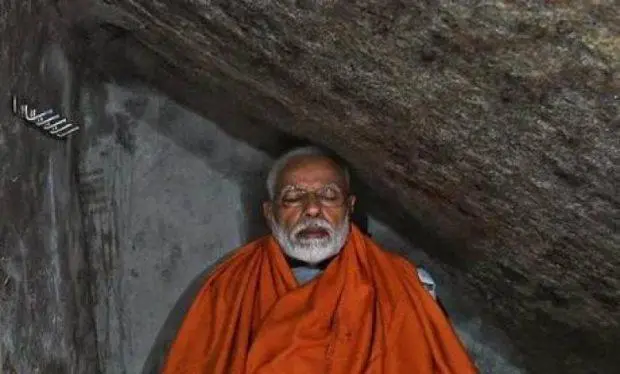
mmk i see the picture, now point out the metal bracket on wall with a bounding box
[11,95,80,138]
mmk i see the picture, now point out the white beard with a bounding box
[270,215,350,265]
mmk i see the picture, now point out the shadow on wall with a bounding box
[77,81,523,374]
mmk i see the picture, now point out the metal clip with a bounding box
[11,95,80,139]
[36,113,61,128]
[48,122,74,135]
[54,126,80,137]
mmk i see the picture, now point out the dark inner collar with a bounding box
[285,254,335,270]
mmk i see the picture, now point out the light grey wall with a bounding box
[78,82,524,374]
[79,83,270,374]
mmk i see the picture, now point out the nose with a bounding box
[302,195,322,218]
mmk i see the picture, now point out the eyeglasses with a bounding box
[276,185,347,208]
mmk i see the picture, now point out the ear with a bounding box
[262,201,274,225]
[348,195,356,213]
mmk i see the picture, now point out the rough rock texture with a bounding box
[0,1,99,373]
[68,1,619,373]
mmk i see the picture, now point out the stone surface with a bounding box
[0,1,99,373]
[67,1,619,373]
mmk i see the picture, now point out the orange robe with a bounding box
[162,225,478,373]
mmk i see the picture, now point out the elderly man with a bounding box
[162,147,476,374]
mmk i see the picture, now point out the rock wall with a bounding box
[0,2,99,373]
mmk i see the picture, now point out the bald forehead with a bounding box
[276,155,347,191]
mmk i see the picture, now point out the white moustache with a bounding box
[291,219,334,239]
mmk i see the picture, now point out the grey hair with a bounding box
[266,146,350,199]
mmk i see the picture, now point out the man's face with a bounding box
[263,155,356,264]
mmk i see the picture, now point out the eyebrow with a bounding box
[278,183,342,194]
